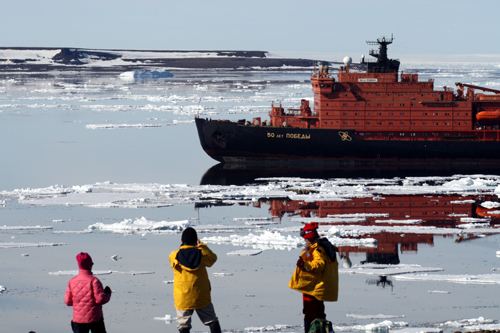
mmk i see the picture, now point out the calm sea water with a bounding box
[1,65,500,333]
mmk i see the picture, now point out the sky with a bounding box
[3,0,500,62]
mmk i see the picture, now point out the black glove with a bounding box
[104,286,111,294]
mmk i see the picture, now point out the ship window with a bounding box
[400,122,404,125]
[355,122,359,125]
[400,104,405,106]
[343,122,348,125]
[343,113,348,115]
[343,103,348,106]
[423,113,427,115]
[433,113,438,115]
[389,113,394,116]
[389,122,394,125]
[389,103,394,106]
[400,133,404,136]
[366,122,371,125]
[377,103,382,106]
[457,113,460,115]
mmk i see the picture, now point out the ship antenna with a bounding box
[197,98,201,118]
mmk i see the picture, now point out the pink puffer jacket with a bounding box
[64,269,111,323]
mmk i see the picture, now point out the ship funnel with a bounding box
[343,56,352,67]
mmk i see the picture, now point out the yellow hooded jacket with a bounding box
[288,239,339,302]
[169,243,217,310]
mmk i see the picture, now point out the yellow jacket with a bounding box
[169,243,217,310]
[288,239,339,302]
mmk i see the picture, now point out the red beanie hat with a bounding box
[301,222,319,239]
[76,252,93,270]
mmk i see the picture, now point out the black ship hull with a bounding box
[195,118,500,167]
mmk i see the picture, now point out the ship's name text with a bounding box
[358,78,378,82]
[267,132,311,139]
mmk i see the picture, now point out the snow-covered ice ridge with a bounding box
[0,48,318,71]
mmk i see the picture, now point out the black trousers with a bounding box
[71,318,107,333]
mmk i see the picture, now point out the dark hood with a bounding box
[176,247,202,270]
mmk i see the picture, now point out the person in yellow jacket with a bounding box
[169,227,221,333]
[289,222,339,333]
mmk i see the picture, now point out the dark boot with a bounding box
[304,319,313,333]
[209,320,222,333]
[179,328,190,333]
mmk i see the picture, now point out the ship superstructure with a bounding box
[195,37,500,165]
[270,36,500,137]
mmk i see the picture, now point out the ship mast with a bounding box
[364,34,400,73]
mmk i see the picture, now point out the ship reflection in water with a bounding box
[200,164,500,289]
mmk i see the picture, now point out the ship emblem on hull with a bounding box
[338,131,352,141]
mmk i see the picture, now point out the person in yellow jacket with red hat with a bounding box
[289,222,339,333]
[169,227,221,333]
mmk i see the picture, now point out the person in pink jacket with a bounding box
[64,252,112,333]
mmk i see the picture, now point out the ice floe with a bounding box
[0,242,65,249]
[227,249,262,256]
[86,123,163,129]
[202,231,303,250]
[348,320,408,332]
[391,328,442,333]
[153,314,175,324]
[48,270,154,276]
[119,70,174,81]
[394,273,500,284]
[0,225,52,230]
[88,217,190,234]
[346,314,406,319]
